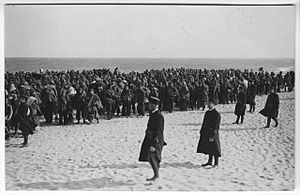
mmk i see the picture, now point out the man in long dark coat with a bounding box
[73,87,87,124]
[197,99,221,168]
[121,85,132,116]
[104,85,115,120]
[259,87,279,128]
[139,96,166,181]
[233,86,247,124]
[247,81,257,113]
[17,95,34,147]
[135,85,146,116]
[42,85,57,124]
[58,87,70,125]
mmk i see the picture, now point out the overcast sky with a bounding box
[5,5,295,58]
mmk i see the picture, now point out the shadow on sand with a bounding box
[13,177,134,190]
[190,126,260,132]
[81,162,201,170]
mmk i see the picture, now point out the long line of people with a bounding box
[5,67,295,146]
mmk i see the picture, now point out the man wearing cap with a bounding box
[197,99,221,168]
[139,96,166,181]
[233,86,247,124]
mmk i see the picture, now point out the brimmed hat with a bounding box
[149,96,160,105]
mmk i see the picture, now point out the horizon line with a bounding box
[5,3,295,6]
[5,57,295,59]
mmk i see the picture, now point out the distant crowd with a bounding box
[5,67,295,139]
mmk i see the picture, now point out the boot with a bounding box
[274,119,278,127]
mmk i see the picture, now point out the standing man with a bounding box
[136,84,146,116]
[104,84,115,120]
[247,81,257,113]
[259,87,279,128]
[139,96,166,181]
[165,82,178,113]
[121,85,132,116]
[17,95,34,147]
[233,86,247,124]
[73,87,87,124]
[197,99,221,168]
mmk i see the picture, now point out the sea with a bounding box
[5,57,295,74]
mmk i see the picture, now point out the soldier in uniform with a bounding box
[73,86,87,124]
[17,95,34,147]
[197,99,221,168]
[104,84,115,120]
[233,86,247,124]
[165,82,178,113]
[121,85,132,116]
[247,81,257,113]
[139,96,166,181]
[136,84,146,116]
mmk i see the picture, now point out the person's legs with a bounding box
[13,122,20,137]
[233,115,240,124]
[202,154,213,167]
[80,108,86,121]
[273,117,278,127]
[241,115,244,124]
[63,110,68,125]
[59,111,63,124]
[141,102,145,116]
[126,101,131,116]
[265,117,271,128]
[169,99,174,113]
[147,154,160,181]
[107,103,112,120]
[137,102,141,115]
[21,131,28,146]
[131,101,136,114]
[213,155,219,167]
[121,102,126,116]
[76,108,81,123]
[48,106,53,124]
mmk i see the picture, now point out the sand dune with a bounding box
[5,92,295,191]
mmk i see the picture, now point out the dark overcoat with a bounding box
[139,110,166,163]
[246,84,257,105]
[234,91,247,116]
[259,93,279,118]
[18,102,34,136]
[197,108,221,157]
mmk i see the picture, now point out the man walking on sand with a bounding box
[197,99,221,168]
[259,87,279,128]
[139,96,166,181]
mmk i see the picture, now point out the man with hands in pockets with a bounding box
[197,99,221,168]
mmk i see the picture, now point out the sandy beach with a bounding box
[5,91,295,191]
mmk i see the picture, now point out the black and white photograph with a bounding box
[3,1,298,192]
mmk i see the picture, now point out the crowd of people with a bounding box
[5,66,295,146]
